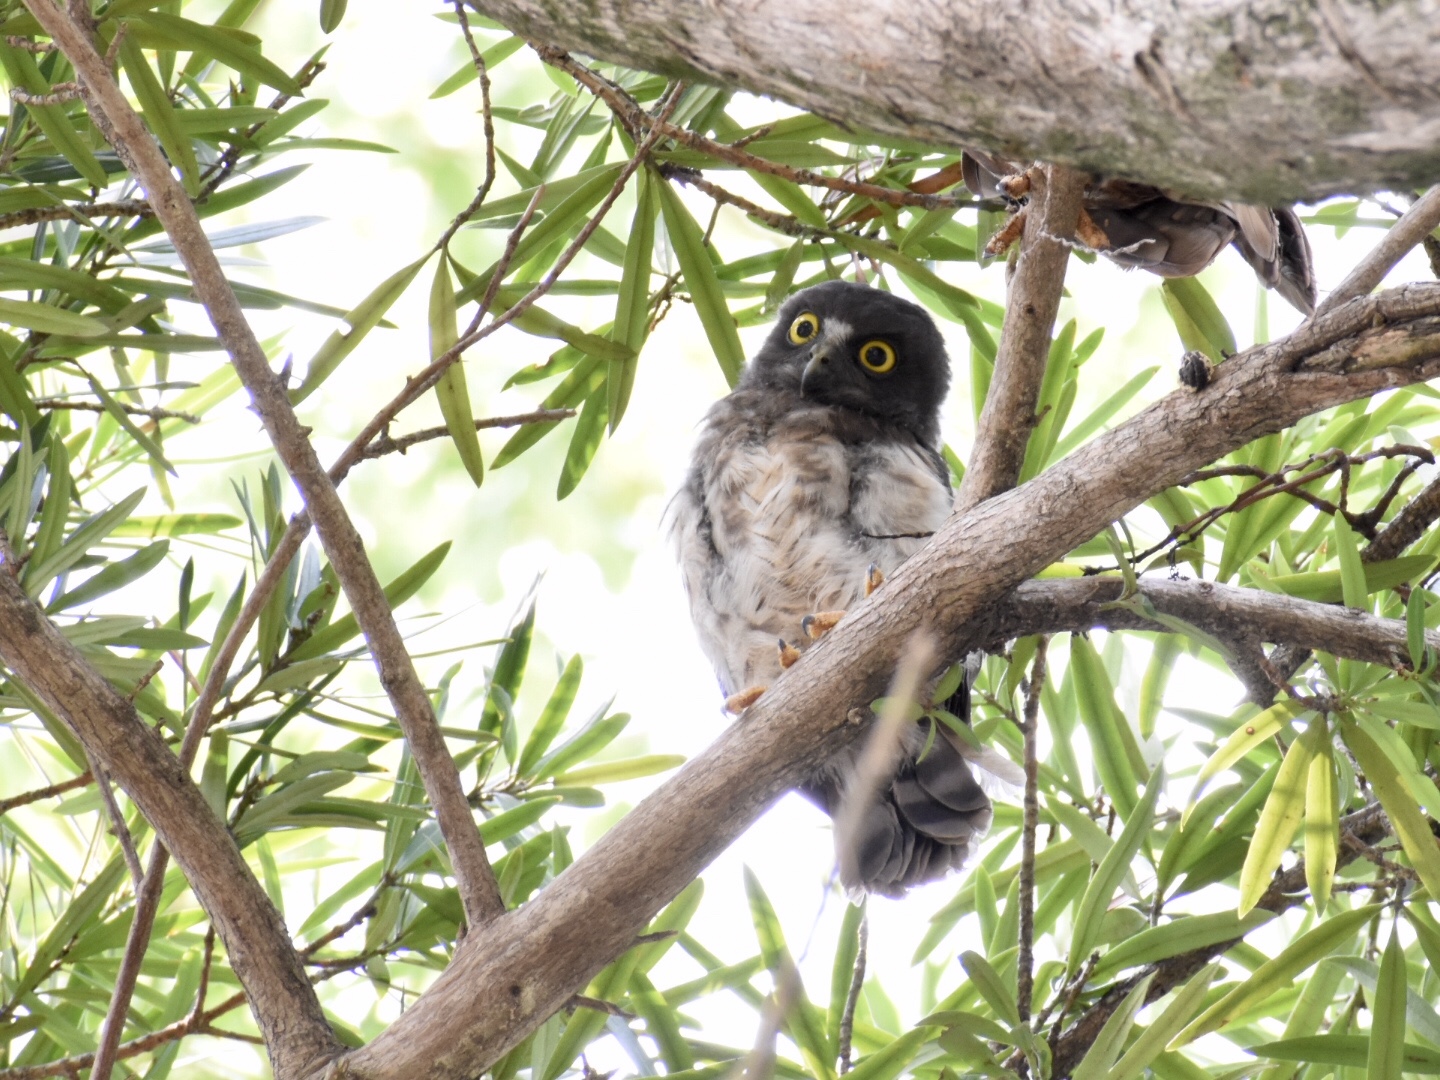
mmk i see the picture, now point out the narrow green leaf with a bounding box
[0,298,109,337]
[1070,634,1145,817]
[22,488,146,595]
[133,12,301,93]
[657,180,745,385]
[557,388,607,500]
[429,259,484,486]
[293,256,427,403]
[1184,700,1303,824]
[1108,966,1218,1080]
[1407,587,1431,671]
[1174,904,1382,1045]
[120,35,200,196]
[1369,928,1407,1080]
[1268,554,1435,603]
[959,950,1019,1027]
[1073,974,1153,1080]
[47,541,169,613]
[319,0,347,32]
[1093,910,1276,979]
[550,754,684,786]
[1254,1036,1440,1073]
[1069,766,1163,977]
[285,542,451,661]
[1161,278,1235,363]
[531,710,628,781]
[608,166,658,430]
[516,655,584,778]
[1304,719,1337,911]
[1341,715,1440,899]
[0,44,108,187]
[1334,514,1368,611]
[1238,717,1323,915]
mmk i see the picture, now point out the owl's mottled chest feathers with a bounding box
[670,387,952,695]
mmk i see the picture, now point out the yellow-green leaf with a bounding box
[657,180,744,385]
[120,35,200,196]
[608,166,657,430]
[1238,717,1322,915]
[1342,715,1440,898]
[429,259,483,486]
[1305,720,1338,911]
[1369,929,1407,1080]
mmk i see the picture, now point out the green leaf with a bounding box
[550,754,684,786]
[1108,966,1219,1080]
[1053,368,1157,461]
[285,542,451,662]
[1069,766,1163,977]
[1161,278,1235,363]
[1185,700,1303,824]
[516,655,584,778]
[1238,716,1323,915]
[319,0,347,32]
[608,166,658,430]
[531,709,627,781]
[657,179,745,385]
[1268,555,1436,603]
[120,35,200,196]
[1093,909,1276,979]
[1073,974,1153,1080]
[1174,904,1382,1045]
[293,256,427,403]
[0,298,109,337]
[133,12,302,94]
[1334,514,1368,611]
[1304,720,1337,911]
[1369,929,1407,1080]
[47,541,169,612]
[1341,715,1440,899]
[22,488,146,596]
[1407,587,1431,672]
[0,44,108,187]
[557,387,607,500]
[1253,1037,1440,1073]
[429,259,484,486]
[1331,956,1440,1046]
[744,868,835,1080]
[1070,634,1145,817]
[827,901,865,1055]
[958,949,1019,1027]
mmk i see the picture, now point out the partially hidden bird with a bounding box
[961,150,1317,314]
[669,280,1020,897]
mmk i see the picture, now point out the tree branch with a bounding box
[956,164,1087,511]
[469,0,1440,203]
[1318,184,1440,316]
[329,283,1440,1079]
[21,0,508,946]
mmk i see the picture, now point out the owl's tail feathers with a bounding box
[818,727,1000,898]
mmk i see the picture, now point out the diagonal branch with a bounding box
[20,0,507,941]
[1318,184,1440,316]
[955,164,1088,511]
[332,283,1440,1080]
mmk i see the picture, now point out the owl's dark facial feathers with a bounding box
[739,280,950,446]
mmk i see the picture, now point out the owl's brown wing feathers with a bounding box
[961,152,1317,313]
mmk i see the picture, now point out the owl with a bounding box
[961,150,1317,314]
[669,280,1019,896]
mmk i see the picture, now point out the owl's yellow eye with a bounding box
[858,340,897,373]
[788,312,820,345]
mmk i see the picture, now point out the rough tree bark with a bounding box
[466,0,1440,203]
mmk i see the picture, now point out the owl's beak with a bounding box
[800,348,831,396]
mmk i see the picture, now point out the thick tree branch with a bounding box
[0,568,340,1080]
[957,164,1087,511]
[329,284,1440,1080]
[21,0,508,948]
[467,0,1440,203]
[1319,184,1440,315]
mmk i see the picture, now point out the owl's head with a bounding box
[742,280,950,446]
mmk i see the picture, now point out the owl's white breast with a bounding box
[670,402,952,697]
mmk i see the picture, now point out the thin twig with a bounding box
[35,398,198,423]
[433,0,498,254]
[358,408,578,460]
[0,772,91,816]
[88,757,143,889]
[0,200,151,231]
[1016,637,1048,1024]
[533,44,974,213]
[1318,185,1440,316]
[836,911,867,1074]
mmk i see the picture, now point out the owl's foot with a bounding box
[1074,206,1111,250]
[778,639,802,669]
[997,171,1031,199]
[801,610,846,640]
[865,563,884,596]
[724,685,768,713]
[984,207,1027,258]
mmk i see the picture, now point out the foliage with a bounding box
[0,2,1437,1079]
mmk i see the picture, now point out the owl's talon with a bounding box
[865,564,884,597]
[725,686,767,713]
[997,172,1032,199]
[802,611,846,640]
[984,207,1027,258]
[1074,206,1111,251]
[778,639,801,669]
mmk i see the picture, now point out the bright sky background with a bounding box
[60,0,1440,1074]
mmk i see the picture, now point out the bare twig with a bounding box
[956,164,1088,511]
[358,408,578,460]
[1016,637,1048,1023]
[533,45,974,213]
[836,911,867,1074]
[0,772,91,817]
[1318,185,1440,316]
[88,757,143,888]
[35,398,198,423]
[0,200,151,231]
[434,0,499,254]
